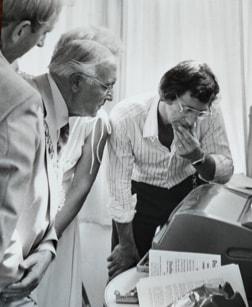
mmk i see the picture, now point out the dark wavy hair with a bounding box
[159,60,220,104]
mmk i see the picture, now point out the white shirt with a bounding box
[107,93,233,223]
[60,109,110,191]
[48,74,69,134]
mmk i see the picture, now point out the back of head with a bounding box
[1,0,62,31]
[49,37,115,78]
[159,60,220,104]
[51,25,121,58]
[49,26,120,78]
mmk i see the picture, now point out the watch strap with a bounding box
[192,153,206,166]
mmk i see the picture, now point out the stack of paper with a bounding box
[226,173,252,195]
[149,250,220,276]
[136,250,248,307]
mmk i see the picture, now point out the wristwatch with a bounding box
[191,153,206,167]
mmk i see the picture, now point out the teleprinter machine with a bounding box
[152,183,252,299]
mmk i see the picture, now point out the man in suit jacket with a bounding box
[0,1,62,305]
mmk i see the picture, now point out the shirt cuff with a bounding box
[35,226,58,258]
[107,194,137,223]
[35,241,57,258]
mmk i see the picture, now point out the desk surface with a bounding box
[104,268,148,307]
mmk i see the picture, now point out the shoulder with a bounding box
[0,60,42,121]
[211,99,222,113]
[21,72,37,89]
[208,101,225,123]
[109,92,156,124]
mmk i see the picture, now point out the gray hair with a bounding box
[51,26,121,59]
[49,37,115,78]
[2,0,62,31]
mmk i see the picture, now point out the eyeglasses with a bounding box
[176,96,212,118]
[81,72,115,92]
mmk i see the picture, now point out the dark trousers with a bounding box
[111,174,205,259]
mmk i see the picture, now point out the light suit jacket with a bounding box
[31,74,65,220]
[32,74,59,158]
[0,53,57,289]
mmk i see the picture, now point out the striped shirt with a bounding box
[107,94,233,223]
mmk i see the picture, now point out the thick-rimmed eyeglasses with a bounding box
[81,72,115,92]
[176,96,212,118]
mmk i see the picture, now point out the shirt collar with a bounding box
[143,96,160,138]
[0,51,6,62]
[48,73,69,130]
[0,51,12,66]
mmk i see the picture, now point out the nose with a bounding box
[185,112,198,127]
[189,111,198,121]
[106,89,114,101]
[37,35,46,48]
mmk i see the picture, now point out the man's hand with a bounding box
[173,123,203,161]
[173,123,216,180]
[0,250,53,303]
[107,243,140,280]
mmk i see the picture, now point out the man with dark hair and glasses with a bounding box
[107,60,233,280]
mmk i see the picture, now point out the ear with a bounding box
[70,73,84,93]
[166,99,174,105]
[159,89,173,105]
[11,20,32,43]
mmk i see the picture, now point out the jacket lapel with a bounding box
[33,75,58,152]
[33,74,60,221]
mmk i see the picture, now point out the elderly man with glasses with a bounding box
[25,26,119,307]
[107,60,234,280]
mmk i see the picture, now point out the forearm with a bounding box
[115,221,138,251]
[207,154,233,183]
[190,150,233,183]
[180,146,215,181]
[55,183,91,238]
[108,221,140,279]
[56,119,108,238]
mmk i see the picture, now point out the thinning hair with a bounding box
[51,26,121,58]
[159,60,220,104]
[1,0,62,30]
[49,37,115,78]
